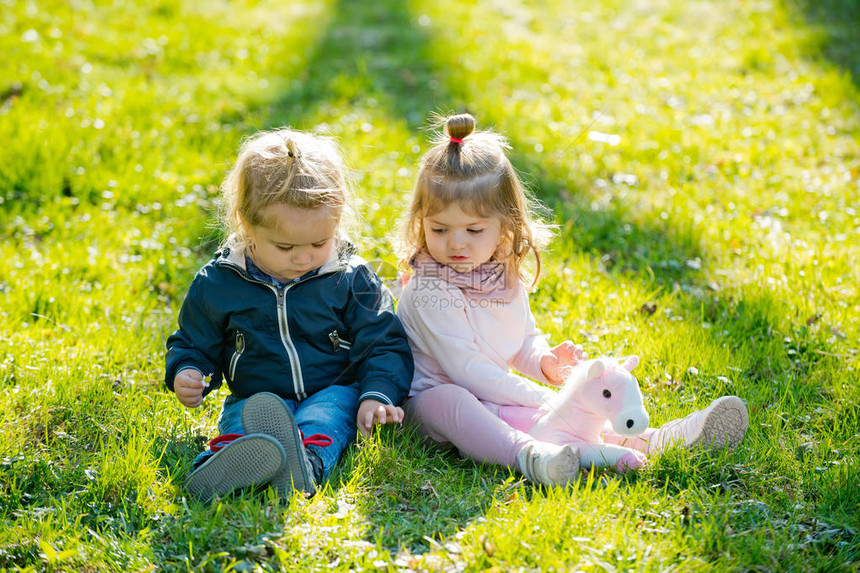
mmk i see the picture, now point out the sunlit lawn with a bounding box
[1,0,858,570]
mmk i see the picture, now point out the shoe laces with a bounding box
[208,433,244,452]
[300,432,333,448]
[208,432,332,452]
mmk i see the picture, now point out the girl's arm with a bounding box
[344,264,414,408]
[509,290,586,386]
[403,284,554,408]
[508,290,553,384]
[164,273,225,394]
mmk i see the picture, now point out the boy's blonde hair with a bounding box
[399,113,552,287]
[220,128,348,243]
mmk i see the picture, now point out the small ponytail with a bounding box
[284,136,301,159]
[279,135,302,194]
[445,113,475,144]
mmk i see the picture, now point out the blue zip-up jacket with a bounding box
[165,238,414,406]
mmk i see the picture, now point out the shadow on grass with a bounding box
[154,0,850,560]
[261,0,450,131]
[153,433,208,485]
[331,424,506,553]
[482,115,843,483]
[787,0,860,89]
[153,0,491,555]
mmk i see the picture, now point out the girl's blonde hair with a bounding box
[399,113,552,288]
[220,128,348,243]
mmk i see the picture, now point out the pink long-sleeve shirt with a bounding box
[396,273,555,408]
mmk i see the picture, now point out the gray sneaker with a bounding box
[184,433,285,502]
[651,395,749,453]
[241,392,315,496]
[517,442,580,487]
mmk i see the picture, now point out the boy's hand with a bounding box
[174,369,206,408]
[540,341,587,385]
[357,399,404,437]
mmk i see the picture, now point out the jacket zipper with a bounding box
[329,330,352,352]
[228,330,245,382]
[219,259,338,401]
[271,284,306,400]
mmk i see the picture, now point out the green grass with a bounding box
[1,0,858,570]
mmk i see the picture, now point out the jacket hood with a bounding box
[215,234,357,276]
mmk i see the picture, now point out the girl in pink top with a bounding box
[395,113,749,486]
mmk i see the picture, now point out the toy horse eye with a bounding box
[603,389,612,398]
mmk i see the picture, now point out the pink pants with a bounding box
[405,384,537,469]
[405,384,661,469]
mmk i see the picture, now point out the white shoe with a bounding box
[517,442,580,486]
[650,396,749,453]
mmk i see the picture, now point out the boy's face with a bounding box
[423,202,502,273]
[246,203,339,281]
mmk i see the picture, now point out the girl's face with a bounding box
[423,202,502,273]
[246,203,339,281]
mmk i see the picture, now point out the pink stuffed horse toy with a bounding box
[501,356,650,472]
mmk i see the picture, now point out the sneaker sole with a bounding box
[694,396,749,450]
[184,434,285,502]
[241,392,315,495]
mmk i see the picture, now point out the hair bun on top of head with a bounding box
[445,113,475,144]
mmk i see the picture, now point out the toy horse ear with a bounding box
[622,355,639,372]
[587,359,606,380]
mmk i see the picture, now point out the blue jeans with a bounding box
[192,384,359,481]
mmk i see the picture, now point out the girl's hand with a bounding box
[357,399,404,437]
[174,369,206,408]
[540,341,587,385]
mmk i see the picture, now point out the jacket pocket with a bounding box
[228,330,246,381]
[328,330,352,352]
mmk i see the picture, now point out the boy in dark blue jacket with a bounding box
[166,129,413,501]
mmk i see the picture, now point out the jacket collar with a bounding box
[215,234,356,276]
